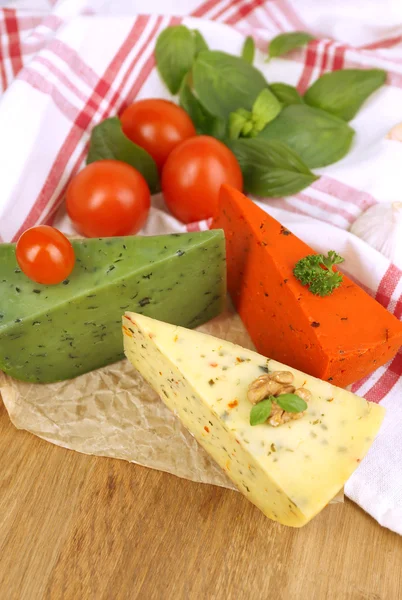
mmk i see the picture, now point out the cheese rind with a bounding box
[123,312,385,527]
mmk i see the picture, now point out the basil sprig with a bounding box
[304,68,387,121]
[250,394,307,426]
[268,31,315,60]
[87,117,159,193]
[83,24,389,204]
[149,25,388,199]
[229,138,318,196]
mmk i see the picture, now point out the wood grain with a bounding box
[1,399,401,600]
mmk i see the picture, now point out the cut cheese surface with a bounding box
[212,185,402,387]
[123,312,385,527]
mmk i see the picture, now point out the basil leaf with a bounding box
[229,90,281,140]
[179,74,227,140]
[270,83,304,107]
[229,88,282,140]
[241,121,254,136]
[229,138,318,197]
[229,111,250,140]
[87,117,159,193]
[268,31,314,60]
[304,68,386,121]
[236,108,252,119]
[242,35,255,64]
[252,89,282,132]
[276,394,307,413]
[193,50,268,119]
[155,25,195,94]
[192,29,208,55]
[250,398,272,426]
[258,104,354,168]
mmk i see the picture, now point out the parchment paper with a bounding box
[0,299,343,503]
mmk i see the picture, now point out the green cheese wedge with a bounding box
[0,231,226,383]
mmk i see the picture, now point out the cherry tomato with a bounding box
[66,160,151,238]
[161,136,243,223]
[16,225,75,285]
[120,99,196,171]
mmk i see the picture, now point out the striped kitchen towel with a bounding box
[1,0,402,533]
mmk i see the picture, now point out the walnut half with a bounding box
[268,402,304,427]
[247,375,283,404]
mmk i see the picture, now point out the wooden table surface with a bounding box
[1,400,401,600]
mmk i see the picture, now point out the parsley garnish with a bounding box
[293,251,344,297]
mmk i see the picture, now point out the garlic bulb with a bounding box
[350,202,402,269]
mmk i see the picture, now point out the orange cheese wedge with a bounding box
[213,185,402,387]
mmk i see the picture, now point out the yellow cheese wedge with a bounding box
[123,312,385,527]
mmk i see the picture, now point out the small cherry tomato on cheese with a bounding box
[161,136,243,224]
[120,99,196,171]
[66,160,151,237]
[16,225,75,285]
